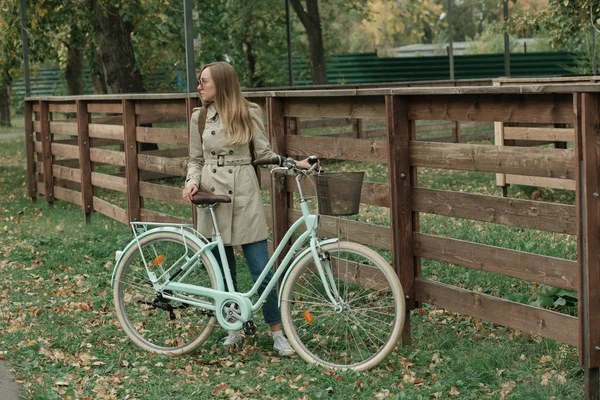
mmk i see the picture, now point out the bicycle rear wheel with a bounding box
[281,241,405,371]
[113,231,217,355]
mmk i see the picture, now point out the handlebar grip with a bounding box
[252,156,281,166]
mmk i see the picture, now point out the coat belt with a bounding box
[205,155,252,166]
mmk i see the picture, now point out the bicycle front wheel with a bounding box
[281,241,405,371]
[113,231,218,355]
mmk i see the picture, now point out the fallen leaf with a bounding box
[448,386,460,397]
[212,382,228,396]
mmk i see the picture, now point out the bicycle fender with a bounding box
[277,238,339,307]
[110,227,224,289]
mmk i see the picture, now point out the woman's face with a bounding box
[198,67,216,102]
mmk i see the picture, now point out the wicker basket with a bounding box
[316,172,364,216]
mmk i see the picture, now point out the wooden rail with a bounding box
[24,83,600,398]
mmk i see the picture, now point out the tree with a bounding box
[90,0,145,93]
[289,0,327,84]
[0,0,22,127]
[507,0,599,72]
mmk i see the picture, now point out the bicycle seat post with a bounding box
[208,204,220,237]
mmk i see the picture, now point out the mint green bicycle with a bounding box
[111,157,405,371]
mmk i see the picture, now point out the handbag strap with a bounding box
[197,106,208,138]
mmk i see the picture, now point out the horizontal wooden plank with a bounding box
[414,233,578,290]
[505,174,576,191]
[139,181,188,206]
[422,131,494,143]
[410,142,576,180]
[504,127,574,142]
[89,124,124,141]
[416,122,454,133]
[36,181,44,195]
[415,278,579,346]
[137,154,186,176]
[87,102,122,114]
[92,197,128,224]
[33,121,41,133]
[288,209,391,250]
[408,94,574,124]
[48,103,76,113]
[91,172,127,192]
[136,126,188,145]
[51,143,79,158]
[141,148,188,158]
[284,96,385,119]
[134,101,187,116]
[286,135,388,163]
[299,118,353,129]
[54,186,82,206]
[52,165,81,183]
[413,187,576,235]
[54,159,79,168]
[90,148,125,166]
[139,209,191,224]
[50,121,78,136]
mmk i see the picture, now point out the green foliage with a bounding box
[507,0,600,73]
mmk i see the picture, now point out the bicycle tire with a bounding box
[281,241,405,371]
[113,231,218,355]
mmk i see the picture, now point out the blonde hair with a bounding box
[200,62,259,146]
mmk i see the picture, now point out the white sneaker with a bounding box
[273,335,295,357]
[223,331,244,347]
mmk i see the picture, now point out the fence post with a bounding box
[353,118,364,138]
[186,97,198,227]
[452,121,460,143]
[77,100,93,223]
[385,95,416,345]
[39,100,54,204]
[24,101,36,201]
[267,97,289,268]
[123,100,141,223]
[579,92,600,400]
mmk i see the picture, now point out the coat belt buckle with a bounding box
[217,155,225,167]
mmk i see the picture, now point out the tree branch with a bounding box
[289,0,312,30]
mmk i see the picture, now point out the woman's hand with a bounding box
[296,158,314,169]
[182,184,198,203]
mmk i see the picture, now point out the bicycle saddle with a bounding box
[191,192,231,205]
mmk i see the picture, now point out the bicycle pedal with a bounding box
[243,321,256,336]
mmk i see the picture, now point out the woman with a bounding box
[182,62,307,356]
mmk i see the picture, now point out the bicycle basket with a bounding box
[316,172,364,216]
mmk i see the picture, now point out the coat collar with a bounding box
[206,102,218,121]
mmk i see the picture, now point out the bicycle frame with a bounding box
[112,172,341,332]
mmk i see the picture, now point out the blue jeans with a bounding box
[212,240,281,325]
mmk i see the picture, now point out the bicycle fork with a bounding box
[309,239,344,311]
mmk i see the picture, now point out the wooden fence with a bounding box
[494,76,600,193]
[24,83,600,399]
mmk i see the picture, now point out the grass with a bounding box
[0,133,586,399]
[0,115,24,134]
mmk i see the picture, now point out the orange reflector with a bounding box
[153,255,165,265]
[303,310,314,324]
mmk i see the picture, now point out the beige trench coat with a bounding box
[185,102,278,245]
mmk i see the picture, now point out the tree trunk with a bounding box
[242,41,263,87]
[89,47,108,94]
[65,26,85,96]
[90,0,145,94]
[289,0,327,85]
[0,84,10,127]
